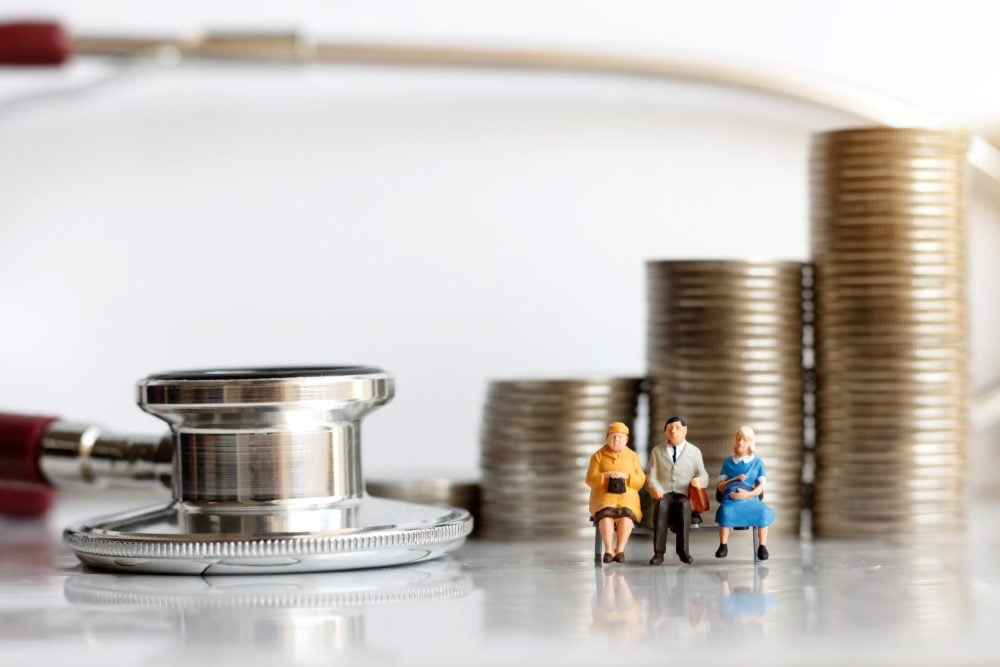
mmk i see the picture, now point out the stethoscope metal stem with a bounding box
[39,423,172,490]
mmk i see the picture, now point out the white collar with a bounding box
[667,441,687,452]
[731,454,754,464]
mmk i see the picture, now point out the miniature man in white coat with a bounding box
[646,416,709,565]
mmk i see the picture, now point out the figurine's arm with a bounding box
[585,453,604,490]
[692,450,709,488]
[717,473,730,492]
[717,472,747,492]
[747,460,767,497]
[730,482,764,500]
[728,461,765,499]
[645,450,664,499]
[628,452,646,490]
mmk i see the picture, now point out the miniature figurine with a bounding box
[714,425,776,561]
[646,416,709,565]
[586,422,646,564]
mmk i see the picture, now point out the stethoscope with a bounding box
[4,20,1000,574]
[1,366,472,575]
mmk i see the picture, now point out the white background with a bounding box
[1,1,999,486]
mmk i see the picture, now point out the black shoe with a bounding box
[691,512,702,526]
[757,545,769,561]
[649,553,664,566]
[715,544,728,558]
[603,552,613,564]
[613,552,625,563]
[678,551,694,565]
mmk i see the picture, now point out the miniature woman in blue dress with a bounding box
[714,425,775,561]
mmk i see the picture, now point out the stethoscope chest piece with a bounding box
[63,366,472,574]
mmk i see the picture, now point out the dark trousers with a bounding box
[652,492,691,557]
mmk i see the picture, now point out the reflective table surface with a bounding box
[3,488,1000,666]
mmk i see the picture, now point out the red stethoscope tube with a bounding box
[0,413,59,516]
[0,21,69,65]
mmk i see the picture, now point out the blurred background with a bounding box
[1,0,999,490]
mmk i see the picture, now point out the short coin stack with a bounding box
[479,378,643,539]
[810,127,969,537]
[646,260,806,533]
[367,478,482,526]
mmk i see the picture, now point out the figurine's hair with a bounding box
[736,425,756,452]
[664,416,687,429]
[606,421,630,436]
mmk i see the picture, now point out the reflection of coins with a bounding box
[479,378,642,539]
[646,259,805,535]
[814,481,965,497]
[810,127,969,538]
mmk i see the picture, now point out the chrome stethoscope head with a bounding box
[63,366,472,575]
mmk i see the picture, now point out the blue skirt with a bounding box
[715,484,776,528]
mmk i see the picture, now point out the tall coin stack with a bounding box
[479,378,643,539]
[646,260,806,534]
[810,127,969,537]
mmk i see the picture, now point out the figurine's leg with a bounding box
[754,527,769,561]
[669,494,693,563]
[650,499,669,565]
[715,526,730,558]
[615,517,634,554]
[652,499,669,556]
[598,517,616,555]
[758,526,768,546]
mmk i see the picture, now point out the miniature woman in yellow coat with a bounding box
[586,422,646,563]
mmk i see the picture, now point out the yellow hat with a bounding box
[606,422,630,435]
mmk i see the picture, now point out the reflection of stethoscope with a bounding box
[0,367,472,574]
[47,561,472,661]
[5,19,1000,572]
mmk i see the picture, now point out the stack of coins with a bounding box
[479,378,643,539]
[367,478,481,523]
[810,127,969,537]
[646,260,806,533]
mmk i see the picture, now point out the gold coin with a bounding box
[484,395,641,410]
[812,473,964,488]
[480,440,608,455]
[812,144,968,159]
[486,387,641,401]
[482,415,635,430]
[480,441,607,454]
[481,481,594,494]
[647,355,802,368]
[647,259,803,271]
[814,126,968,140]
[809,171,965,187]
[483,405,641,421]
[814,457,965,469]
[815,300,967,315]
[810,150,967,165]
[812,231,965,246]
[813,204,962,218]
